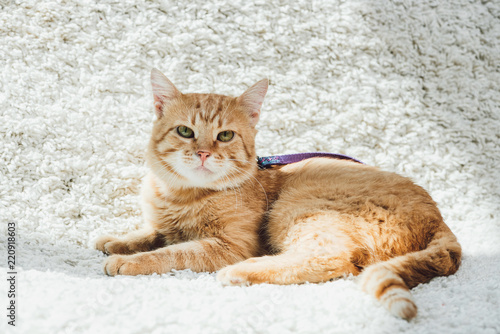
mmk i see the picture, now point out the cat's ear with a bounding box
[237,79,268,127]
[151,68,181,118]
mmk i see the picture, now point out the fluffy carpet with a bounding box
[1,0,499,333]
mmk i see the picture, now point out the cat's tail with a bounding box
[359,228,461,320]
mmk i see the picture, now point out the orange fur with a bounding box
[95,69,461,320]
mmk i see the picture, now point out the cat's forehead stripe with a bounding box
[190,94,232,127]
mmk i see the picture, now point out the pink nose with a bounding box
[197,150,211,164]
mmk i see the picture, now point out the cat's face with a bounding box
[146,69,268,190]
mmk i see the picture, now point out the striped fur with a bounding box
[95,70,461,320]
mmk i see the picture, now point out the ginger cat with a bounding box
[95,68,461,320]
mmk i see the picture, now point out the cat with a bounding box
[95,68,461,320]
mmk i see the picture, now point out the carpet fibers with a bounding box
[1,0,499,333]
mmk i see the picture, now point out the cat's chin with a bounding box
[183,168,248,191]
[172,165,224,189]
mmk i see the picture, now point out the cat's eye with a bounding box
[217,131,234,142]
[177,126,194,138]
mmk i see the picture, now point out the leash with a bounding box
[257,152,364,169]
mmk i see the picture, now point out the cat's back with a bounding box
[275,157,436,211]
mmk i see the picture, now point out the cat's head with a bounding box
[146,68,268,190]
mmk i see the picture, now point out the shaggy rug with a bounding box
[1,0,499,333]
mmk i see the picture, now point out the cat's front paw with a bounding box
[95,235,117,253]
[94,235,133,255]
[103,253,164,276]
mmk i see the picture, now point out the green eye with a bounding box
[177,126,194,138]
[217,130,234,142]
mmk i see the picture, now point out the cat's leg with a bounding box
[217,250,360,285]
[95,227,164,255]
[102,237,253,276]
[217,218,360,285]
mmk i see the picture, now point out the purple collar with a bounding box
[257,152,364,169]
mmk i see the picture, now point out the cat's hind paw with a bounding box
[216,263,256,286]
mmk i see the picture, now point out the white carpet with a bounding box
[1,0,500,333]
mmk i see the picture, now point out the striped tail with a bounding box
[359,230,461,320]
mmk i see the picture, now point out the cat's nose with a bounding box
[197,150,211,164]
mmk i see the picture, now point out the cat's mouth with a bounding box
[195,166,214,175]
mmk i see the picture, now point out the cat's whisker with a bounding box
[221,175,235,210]
[220,171,241,212]
[152,160,183,199]
[224,160,262,209]
[150,158,176,171]
[222,168,244,212]
[226,158,252,165]
[220,98,235,120]
[150,158,189,188]
[176,94,193,119]
[230,164,269,211]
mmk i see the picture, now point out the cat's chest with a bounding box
[151,196,221,242]
[142,173,226,242]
